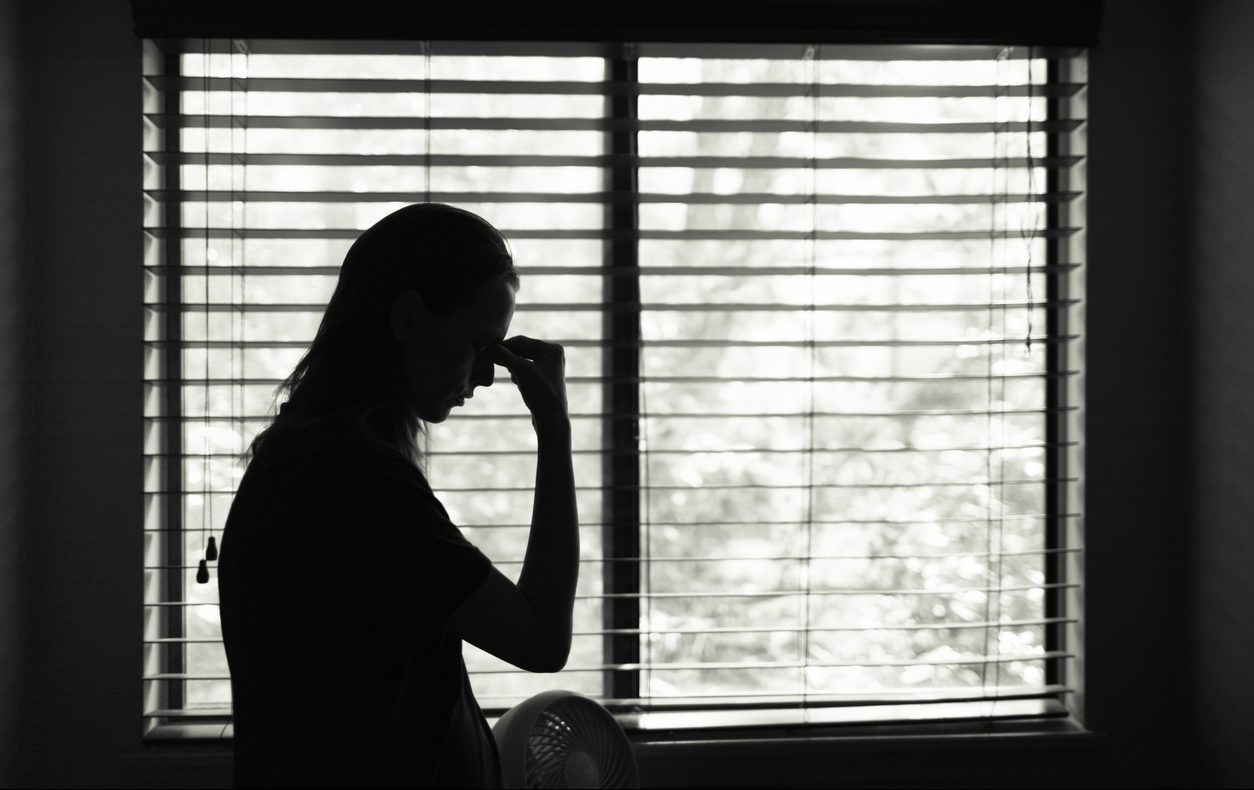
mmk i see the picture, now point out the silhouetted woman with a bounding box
[217,204,578,788]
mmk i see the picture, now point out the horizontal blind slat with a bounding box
[143,483,1078,497]
[346,477,1077,493]
[144,151,1084,169]
[146,442,1081,460]
[147,335,1079,349]
[631,43,1086,61]
[153,76,615,94]
[144,371,1081,384]
[144,263,1083,276]
[147,74,1084,98]
[153,41,1085,60]
[142,512,1083,532]
[144,227,1082,242]
[144,406,1078,421]
[146,113,1085,134]
[148,299,1078,313]
[146,554,1077,573]
[143,189,1085,206]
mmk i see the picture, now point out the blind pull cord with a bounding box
[197,37,214,584]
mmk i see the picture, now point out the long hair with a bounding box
[243,203,518,471]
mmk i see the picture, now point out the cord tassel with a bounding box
[206,535,218,561]
[196,558,210,584]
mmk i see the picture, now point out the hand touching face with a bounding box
[484,336,569,433]
[390,275,517,423]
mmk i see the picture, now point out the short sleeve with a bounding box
[309,435,495,624]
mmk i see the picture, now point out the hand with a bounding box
[485,336,569,431]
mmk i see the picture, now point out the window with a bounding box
[141,37,1086,737]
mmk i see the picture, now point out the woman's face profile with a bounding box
[390,274,517,423]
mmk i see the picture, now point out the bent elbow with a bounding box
[538,648,570,674]
[529,636,571,674]
[533,657,566,674]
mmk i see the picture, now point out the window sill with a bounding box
[629,716,1103,788]
[136,715,1101,789]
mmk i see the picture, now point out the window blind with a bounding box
[140,38,1085,737]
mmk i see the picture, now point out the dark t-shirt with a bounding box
[217,422,503,788]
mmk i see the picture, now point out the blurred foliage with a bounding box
[152,49,1059,714]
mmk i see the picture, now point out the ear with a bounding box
[390,289,431,342]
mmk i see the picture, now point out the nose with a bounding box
[470,352,494,390]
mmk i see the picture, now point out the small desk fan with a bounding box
[492,690,640,789]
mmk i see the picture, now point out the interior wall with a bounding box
[4,0,145,785]
[0,0,30,785]
[1186,1,1254,785]
[1082,0,1195,782]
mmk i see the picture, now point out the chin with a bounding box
[418,406,454,423]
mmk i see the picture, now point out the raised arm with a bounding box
[447,336,579,673]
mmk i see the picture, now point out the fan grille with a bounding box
[522,697,636,789]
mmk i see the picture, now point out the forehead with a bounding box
[458,276,516,336]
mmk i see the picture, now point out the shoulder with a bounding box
[251,424,434,502]
[256,422,412,471]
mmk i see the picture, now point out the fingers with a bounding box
[499,335,563,361]
[487,336,569,421]
[485,343,525,370]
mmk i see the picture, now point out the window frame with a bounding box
[136,4,1100,765]
[142,37,1087,741]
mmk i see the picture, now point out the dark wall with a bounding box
[0,0,30,786]
[1,0,145,785]
[1082,0,1197,784]
[1186,0,1254,785]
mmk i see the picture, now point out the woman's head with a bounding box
[389,262,516,422]
[248,203,519,466]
